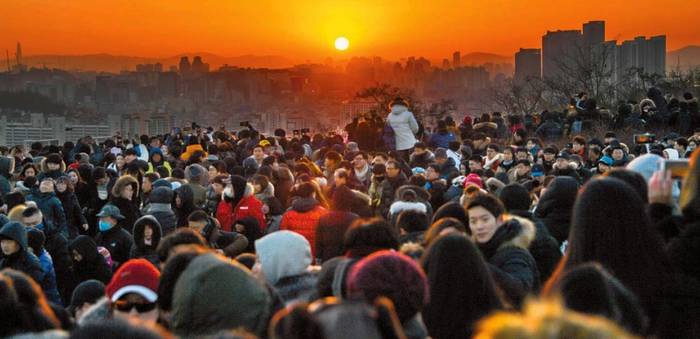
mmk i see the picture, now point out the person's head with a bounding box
[45,153,63,171]
[426,164,440,181]
[352,152,368,170]
[112,175,139,201]
[69,279,106,320]
[254,230,312,285]
[498,183,532,212]
[156,228,206,267]
[502,147,514,161]
[333,168,349,187]
[67,169,80,185]
[39,178,55,193]
[21,164,37,178]
[142,173,159,194]
[187,210,211,235]
[107,259,161,324]
[611,148,625,161]
[414,142,427,154]
[468,155,483,172]
[55,175,74,193]
[0,222,26,256]
[396,210,429,235]
[421,234,502,338]
[324,151,342,170]
[572,136,586,152]
[515,147,529,161]
[344,218,399,258]
[675,137,688,154]
[434,148,448,165]
[385,160,401,178]
[598,156,613,173]
[515,159,532,177]
[424,217,468,246]
[588,145,602,161]
[253,145,265,160]
[466,194,506,244]
[372,153,388,166]
[123,149,138,164]
[604,168,648,203]
[555,152,571,170]
[486,144,500,159]
[20,206,43,229]
[96,204,124,232]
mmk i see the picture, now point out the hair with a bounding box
[603,169,648,204]
[423,217,468,246]
[70,318,169,339]
[1,269,60,332]
[156,228,207,264]
[344,218,399,258]
[157,246,208,312]
[466,193,505,219]
[187,210,210,223]
[421,234,502,338]
[143,172,160,184]
[572,135,587,145]
[396,210,429,233]
[680,148,700,219]
[487,143,500,152]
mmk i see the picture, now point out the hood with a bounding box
[111,175,139,198]
[0,156,15,177]
[255,182,275,200]
[0,221,28,250]
[255,230,312,285]
[132,215,162,250]
[390,105,408,115]
[478,216,536,257]
[626,153,664,183]
[174,185,195,209]
[149,147,163,164]
[185,164,209,186]
[535,176,579,219]
[171,253,272,337]
[68,235,100,264]
[226,175,248,207]
[149,186,174,204]
[39,157,67,174]
[291,197,320,213]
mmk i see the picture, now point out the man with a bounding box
[95,204,134,269]
[188,210,248,258]
[484,144,502,171]
[27,177,68,238]
[409,142,435,169]
[243,144,267,172]
[350,152,371,190]
[106,259,161,325]
[509,159,533,184]
[541,147,557,174]
[466,194,539,306]
[551,152,581,182]
[0,221,43,285]
[468,155,484,174]
[434,148,459,181]
[378,160,408,218]
[323,151,343,185]
[675,137,690,158]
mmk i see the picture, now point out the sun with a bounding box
[334,36,349,51]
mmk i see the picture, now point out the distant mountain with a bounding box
[668,46,700,71]
[21,53,297,73]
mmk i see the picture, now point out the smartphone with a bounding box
[660,159,690,179]
[634,133,656,145]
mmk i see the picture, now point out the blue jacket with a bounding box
[428,131,456,149]
[28,190,68,239]
[37,249,62,305]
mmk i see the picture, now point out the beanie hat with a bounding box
[599,155,614,167]
[556,151,571,160]
[152,178,171,189]
[347,250,428,323]
[26,228,46,254]
[499,184,532,212]
[149,186,173,204]
[106,259,160,302]
[46,153,63,165]
[464,173,483,189]
[69,279,106,314]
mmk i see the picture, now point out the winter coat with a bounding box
[280,197,326,259]
[129,215,162,267]
[534,176,579,244]
[273,167,295,209]
[231,184,266,232]
[378,173,408,218]
[0,222,43,287]
[56,190,88,240]
[203,226,249,258]
[387,106,419,151]
[27,190,68,239]
[175,185,200,228]
[95,224,134,269]
[68,235,112,285]
[0,157,14,196]
[428,131,456,149]
[316,211,359,263]
[110,175,141,233]
[184,183,208,209]
[509,210,562,282]
[35,221,74,306]
[409,151,435,170]
[476,217,540,307]
[36,248,62,305]
[180,144,208,161]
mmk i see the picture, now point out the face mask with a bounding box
[99,220,113,232]
[223,187,234,198]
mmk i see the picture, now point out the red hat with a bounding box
[464,173,483,189]
[106,259,160,302]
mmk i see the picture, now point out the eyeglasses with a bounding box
[113,300,157,313]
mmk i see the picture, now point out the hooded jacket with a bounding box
[171,253,272,337]
[179,143,208,161]
[37,157,66,181]
[146,148,172,176]
[476,216,540,307]
[110,175,141,233]
[387,106,419,151]
[129,215,162,267]
[280,197,327,259]
[534,176,579,244]
[232,183,266,233]
[68,235,112,284]
[255,231,318,304]
[0,222,44,284]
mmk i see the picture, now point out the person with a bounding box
[350,151,372,190]
[170,252,272,337]
[316,186,360,263]
[141,186,177,236]
[106,258,161,325]
[229,175,266,232]
[428,120,456,149]
[69,279,106,322]
[184,164,208,208]
[378,160,408,217]
[386,97,419,160]
[188,210,249,258]
[421,234,503,339]
[55,175,89,239]
[68,235,113,285]
[466,193,540,307]
[27,177,69,239]
[254,230,318,305]
[280,182,327,259]
[129,215,162,267]
[109,175,141,234]
[533,176,579,245]
[38,153,66,181]
[26,228,61,305]
[174,185,200,228]
[146,147,171,176]
[95,204,134,269]
[0,221,44,290]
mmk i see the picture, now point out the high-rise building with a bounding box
[453,51,461,68]
[583,21,605,46]
[514,48,541,82]
[179,57,191,75]
[617,35,666,76]
[542,30,582,79]
[15,42,22,66]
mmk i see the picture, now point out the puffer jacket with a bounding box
[280,197,326,259]
[129,215,162,267]
[27,189,68,239]
[387,106,419,151]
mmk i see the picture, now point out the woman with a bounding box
[106,154,126,176]
[533,176,579,245]
[174,185,200,228]
[68,235,113,284]
[421,234,502,339]
[109,175,141,233]
[129,215,162,267]
[55,175,89,239]
[216,175,265,232]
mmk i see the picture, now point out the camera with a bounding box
[634,133,656,145]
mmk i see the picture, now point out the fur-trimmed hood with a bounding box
[39,157,66,174]
[500,215,537,250]
[477,215,537,257]
[255,182,275,201]
[111,175,139,198]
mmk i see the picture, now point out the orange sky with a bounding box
[2,0,699,61]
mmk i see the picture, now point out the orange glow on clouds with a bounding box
[1,0,699,60]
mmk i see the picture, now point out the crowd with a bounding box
[0,89,699,338]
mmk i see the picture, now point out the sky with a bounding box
[2,0,699,61]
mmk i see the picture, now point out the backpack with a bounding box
[382,123,396,151]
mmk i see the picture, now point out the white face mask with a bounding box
[223,187,234,198]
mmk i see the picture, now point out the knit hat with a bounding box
[46,153,63,165]
[152,178,171,189]
[254,231,311,285]
[69,279,106,314]
[434,148,448,159]
[347,250,428,322]
[464,173,483,188]
[106,259,160,302]
[149,186,173,204]
[599,155,614,167]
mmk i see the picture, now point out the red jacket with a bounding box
[216,200,234,232]
[280,198,326,259]
[232,195,266,232]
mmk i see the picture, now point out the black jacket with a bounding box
[68,235,112,285]
[0,222,43,284]
[110,197,141,234]
[510,210,562,282]
[95,224,134,269]
[39,220,74,306]
[534,176,579,244]
[57,190,88,240]
[477,217,540,307]
[316,211,359,263]
[129,215,162,267]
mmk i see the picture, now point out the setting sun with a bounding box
[334,37,349,51]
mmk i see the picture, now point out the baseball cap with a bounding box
[106,259,160,302]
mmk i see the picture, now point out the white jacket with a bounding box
[387,105,419,151]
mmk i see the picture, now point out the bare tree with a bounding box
[488,77,548,115]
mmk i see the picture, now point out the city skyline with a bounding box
[2,0,699,63]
